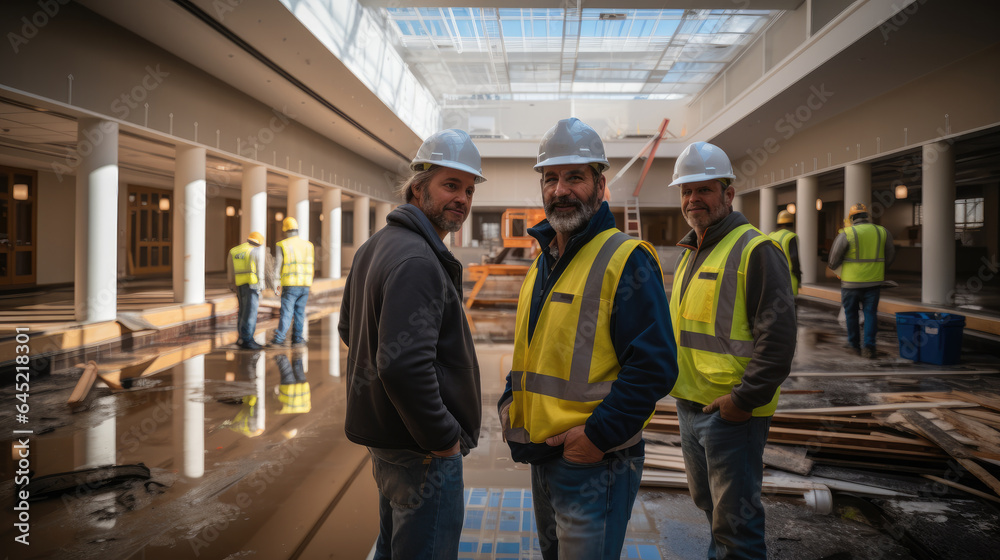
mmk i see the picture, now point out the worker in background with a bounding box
[227,231,266,350]
[828,203,895,359]
[339,129,485,560]
[269,216,315,348]
[498,118,677,560]
[669,141,796,559]
[275,351,311,415]
[770,210,801,296]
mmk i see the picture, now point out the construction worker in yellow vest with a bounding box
[228,231,266,350]
[498,118,677,559]
[269,216,314,348]
[828,203,895,359]
[769,210,801,296]
[669,141,796,559]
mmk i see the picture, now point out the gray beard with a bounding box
[545,187,600,235]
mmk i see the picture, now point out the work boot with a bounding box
[267,339,286,349]
[242,340,264,350]
[861,347,876,359]
[843,344,860,355]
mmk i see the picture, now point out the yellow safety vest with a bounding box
[277,236,315,287]
[841,223,886,284]
[278,382,312,414]
[504,229,662,446]
[229,242,258,287]
[768,228,799,296]
[670,224,780,417]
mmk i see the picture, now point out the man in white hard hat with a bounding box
[498,117,677,559]
[669,142,796,559]
[339,129,484,560]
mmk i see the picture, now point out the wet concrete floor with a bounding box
[2,303,1000,559]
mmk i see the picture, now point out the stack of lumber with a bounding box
[642,391,1000,504]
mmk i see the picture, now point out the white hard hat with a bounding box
[410,129,486,183]
[669,141,736,187]
[534,118,610,173]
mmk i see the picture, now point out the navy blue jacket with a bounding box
[499,202,678,464]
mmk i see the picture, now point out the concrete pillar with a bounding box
[374,201,392,234]
[759,187,777,234]
[321,188,342,278]
[732,194,744,215]
[461,211,473,247]
[844,163,872,213]
[172,145,207,304]
[288,176,310,241]
[796,176,819,284]
[77,404,117,468]
[353,196,370,250]
[173,355,205,479]
[241,165,267,245]
[922,141,956,304]
[74,119,119,323]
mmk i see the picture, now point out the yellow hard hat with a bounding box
[777,210,794,225]
[282,216,298,232]
[247,231,264,246]
[849,203,868,218]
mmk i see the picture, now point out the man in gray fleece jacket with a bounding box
[668,141,797,560]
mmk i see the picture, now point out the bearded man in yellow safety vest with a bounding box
[269,216,314,348]
[499,118,677,560]
[669,141,796,559]
[828,202,895,359]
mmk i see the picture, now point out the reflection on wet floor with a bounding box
[3,304,1000,559]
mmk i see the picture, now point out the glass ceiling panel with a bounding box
[381,6,778,102]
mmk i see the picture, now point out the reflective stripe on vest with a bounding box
[278,236,315,286]
[841,223,886,283]
[670,224,780,417]
[230,242,258,286]
[504,229,662,446]
[768,228,799,296]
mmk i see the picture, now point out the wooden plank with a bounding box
[763,445,814,475]
[777,401,978,415]
[895,410,1000,497]
[932,408,1000,449]
[787,369,999,378]
[951,391,1000,413]
[922,474,1000,504]
[67,361,98,404]
[952,409,1000,429]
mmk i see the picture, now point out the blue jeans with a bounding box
[530,451,644,560]
[368,447,464,560]
[235,284,260,344]
[842,286,880,350]
[676,399,771,560]
[273,286,309,343]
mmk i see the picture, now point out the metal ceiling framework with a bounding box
[380,7,779,101]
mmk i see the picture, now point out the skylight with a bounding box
[381,7,776,102]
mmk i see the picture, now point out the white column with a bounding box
[172,145,207,304]
[844,163,872,214]
[288,175,310,242]
[353,196,370,250]
[74,119,119,323]
[732,194,744,215]
[922,141,956,304]
[759,187,777,234]
[173,355,206,479]
[374,201,391,234]
[461,211,473,247]
[76,401,117,468]
[321,188,342,278]
[325,313,341,378]
[241,165,267,245]
[796,176,819,284]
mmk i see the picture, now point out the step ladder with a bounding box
[624,198,641,238]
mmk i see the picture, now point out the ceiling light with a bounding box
[13,184,28,200]
[599,13,627,20]
[895,184,908,199]
[226,206,236,217]
[275,211,284,221]
[159,197,170,211]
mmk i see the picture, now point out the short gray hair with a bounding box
[395,166,440,203]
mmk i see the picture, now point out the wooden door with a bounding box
[127,185,172,276]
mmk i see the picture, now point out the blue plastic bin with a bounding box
[895,312,965,365]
